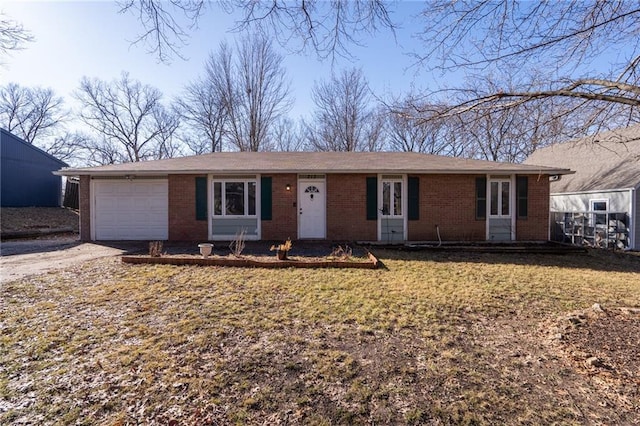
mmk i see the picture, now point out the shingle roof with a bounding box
[56,151,570,176]
[524,125,640,193]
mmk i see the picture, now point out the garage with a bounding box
[93,179,168,240]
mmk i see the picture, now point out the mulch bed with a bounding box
[122,252,379,269]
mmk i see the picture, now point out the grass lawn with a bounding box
[1,249,639,424]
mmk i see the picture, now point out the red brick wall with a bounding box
[261,174,298,240]
[516,174,550,241]
[79,175,91,241]
[168,175,208,241]
[83,172,551,242]
[407,174,486,241]
[326,174,377,241]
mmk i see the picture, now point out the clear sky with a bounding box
[1,0,432,121]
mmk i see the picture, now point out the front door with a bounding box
[298,178,326,239]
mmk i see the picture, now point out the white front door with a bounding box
[298,179,326,239]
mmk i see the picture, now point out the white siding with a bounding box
[550,189,631,213]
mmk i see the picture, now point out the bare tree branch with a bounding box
[0,13,34,64]
[120,0,396,63]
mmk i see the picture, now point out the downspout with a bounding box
[511,174,516,241]
[485,174,490,241]
[630,187,637,250]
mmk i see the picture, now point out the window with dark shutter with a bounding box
[366,177,377,220]
[260,176,272,220]
[408,176,419,221]
[476,177,487,220]
[516,176,528,219]
[195,177,207,221]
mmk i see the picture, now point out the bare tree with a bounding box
[413,1,640,132]
[119,0,395,63]
[121,0,640,134]
[271,117,303,152]
[206,35,292,151]
[175,75,227,154]
[306,68,383,152]
[0,82,66,144]
[75,72,180,163]
[386,95,453,154]
[1,13,34,62]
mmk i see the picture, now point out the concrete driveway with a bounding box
[0,237,144,283]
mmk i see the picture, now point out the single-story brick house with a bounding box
[55,152,571,242]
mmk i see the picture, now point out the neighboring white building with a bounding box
[525,125,640,250]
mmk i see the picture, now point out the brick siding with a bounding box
[81,172,551,242]
[261,174,298,240]
[516,174,550,241]
[407,174,486,241]
[326,174,377,241]
[168,175,208,241]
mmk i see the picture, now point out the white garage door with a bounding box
[93,179,168,240]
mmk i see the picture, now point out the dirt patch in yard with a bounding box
[544,305,640,412]
[1,207,79,236]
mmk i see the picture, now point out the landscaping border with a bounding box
[121,252,379,269]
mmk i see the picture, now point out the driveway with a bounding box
[0,237,144,283]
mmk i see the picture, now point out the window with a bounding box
[381,179,402,217]
[212,180,256,217]
[590,199,608,226]
[489,180,510,217]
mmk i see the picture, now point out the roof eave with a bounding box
[55,167,574,177]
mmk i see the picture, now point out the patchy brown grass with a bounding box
[0,207,79,233]
[1,249,639,424]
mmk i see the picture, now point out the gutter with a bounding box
[54,168,575,177]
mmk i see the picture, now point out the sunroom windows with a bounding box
[212,179,256,217]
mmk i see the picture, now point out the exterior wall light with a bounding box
[285,183,291,191]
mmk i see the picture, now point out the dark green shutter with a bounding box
[408,176,419,220]
[195,177,207,221]
[261,176,272,220]
[366,177,377,220]
[475,177,487,220]
[516,176,528,219]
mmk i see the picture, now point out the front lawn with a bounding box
[1,249,639,424]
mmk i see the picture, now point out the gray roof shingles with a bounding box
[525,125,640,193]
[57,152,570,176]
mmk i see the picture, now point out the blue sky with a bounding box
[1,1,433,121]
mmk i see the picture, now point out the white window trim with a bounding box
[485,175,516,241]
[589,198,609,227]
[488,178,513,218]
[380,177,405,218]
[208,175,261,241]
[211,178,258,218]
[377,174,407,241]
